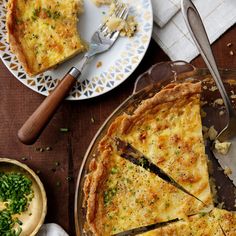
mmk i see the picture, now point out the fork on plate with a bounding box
[17,1,129,145]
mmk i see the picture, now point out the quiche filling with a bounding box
[83,82,222,236]
[119,84,211,202]
[6,0,85,76]
[84,131,207,235]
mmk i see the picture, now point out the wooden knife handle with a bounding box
[18,68,81,145]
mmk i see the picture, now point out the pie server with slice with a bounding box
[182,0,236,186]
[115,138,207,205]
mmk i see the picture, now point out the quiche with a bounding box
[119,82,212,205]
[139,208,236,236]
[6,0,85,76]
[83,82,214,236]
[84,135,207,235]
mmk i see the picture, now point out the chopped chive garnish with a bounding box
[60,128,69,132]
[0,172,33,235]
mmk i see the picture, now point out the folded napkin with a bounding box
[152,0,236,62]
[152,0,180,27]
[36,224,69,236]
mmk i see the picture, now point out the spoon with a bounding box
[181,0,236,186]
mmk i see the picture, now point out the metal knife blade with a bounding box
[112,206,213,236]
[115,138,206,205]
[112,218,179,236]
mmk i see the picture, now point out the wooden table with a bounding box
[0,25,235,235]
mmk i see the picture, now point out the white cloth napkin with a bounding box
[152,0,236,62]
[36,224,69,236]
[152,0,180,27]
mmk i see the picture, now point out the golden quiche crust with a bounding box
[6,0,85,76]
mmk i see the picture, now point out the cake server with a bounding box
[182,0,236,186]
[17,1,128,145]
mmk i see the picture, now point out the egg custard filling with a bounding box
[6,0,85,76]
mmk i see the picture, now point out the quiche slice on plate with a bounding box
[138,208,236,236]
[6,0,85,76]
[83,82,214,236]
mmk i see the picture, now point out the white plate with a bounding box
[0,0,153,100]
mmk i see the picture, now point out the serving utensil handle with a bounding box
[18,67,80,145]
[181,0,236,118]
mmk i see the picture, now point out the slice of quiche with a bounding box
[84,136,207,236]
[118,82,212,206]
[138,208,236,236]
[6,0,85,76]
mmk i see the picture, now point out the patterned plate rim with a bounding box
[0,0,153,100]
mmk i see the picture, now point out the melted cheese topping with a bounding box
[119,94,212,206]
[7,0,85,76]
[139,208,236,236]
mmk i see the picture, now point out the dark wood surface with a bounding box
[0,24,235,235]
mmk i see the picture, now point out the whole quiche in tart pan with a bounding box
[75,61,236,236]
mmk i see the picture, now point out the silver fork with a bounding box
[17,2,129,145]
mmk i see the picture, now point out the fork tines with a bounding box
[100,1,129,33]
